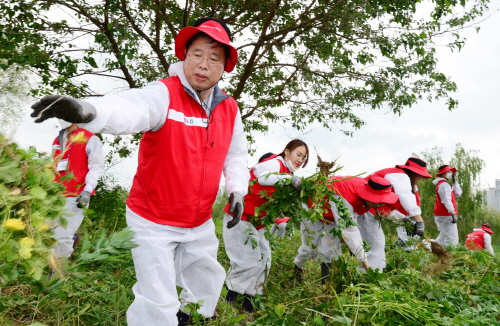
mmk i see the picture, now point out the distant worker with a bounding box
[432,165,462,246]
[52,121,104,258]
[465,224,495,256]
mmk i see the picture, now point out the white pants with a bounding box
[434,215,459,246]
[223,214,271,296]
[126,207,225,326]
[52,197,84,258]
[357,212,386,271]
[294,220,341,268]
[270,222,287,238]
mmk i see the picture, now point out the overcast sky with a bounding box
[13,2,500,190]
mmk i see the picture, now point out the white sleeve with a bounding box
[385,173,421,216]
[388,210,407,220]
[483,233,495,256]
[438,182,456,214]
[223,109,250,196]
[253,159,291,186]
[342,224,368,263]
[453,182,463,197]
[83,135,105,193]
[79,81,169,135]
[329,196,367,263]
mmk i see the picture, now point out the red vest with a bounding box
[369,168,420,215]
[433,180,458,216]
[52,128,95,197]
[126,77,238,228]
[224,155,290,229]
[465,230,486,250]
[320,176,368,222]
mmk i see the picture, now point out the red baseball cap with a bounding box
[396,157,432,178]
[357,176,399,204]
[175,17,238,72]
[436,165,457,176]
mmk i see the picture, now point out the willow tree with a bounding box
[0,64,37,134]
[0,0,491,148]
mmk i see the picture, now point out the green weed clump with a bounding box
[2,165,500,325]
[0,135,65,285]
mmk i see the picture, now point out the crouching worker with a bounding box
[223,139,308,313]
[31,17,249,326]
[465,224,495,256]
[293,176,399,283]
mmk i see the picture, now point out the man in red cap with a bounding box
[465,224,495,256]
[293,175,400,281]
[31,17,249,326]
[359,157,432,271]
[432,165,462,246]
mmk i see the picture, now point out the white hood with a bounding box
[432,177,446,185]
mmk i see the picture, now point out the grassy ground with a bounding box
[1,217,500,326]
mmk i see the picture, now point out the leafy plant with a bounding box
[253,170,357,239]
[0,134,65,285]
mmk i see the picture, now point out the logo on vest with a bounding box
[168,109,208,128]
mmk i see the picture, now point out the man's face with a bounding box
[183,37,226,94]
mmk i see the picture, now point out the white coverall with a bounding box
[79,62,249,325]
[357,172,419,271]
[223,156,291,296]
[269,222,287,238]
[433,177,462,246]
[294,195,367,269]
[52,131,104,258]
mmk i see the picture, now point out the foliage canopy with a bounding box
[0,0,491,145]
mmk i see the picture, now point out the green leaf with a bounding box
[29,186,47,199]
[275,304,286,317]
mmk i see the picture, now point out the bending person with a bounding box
[465,224,495,256]
[293,176,398,283]
[31,17,249,326]
[223,139,308,313]
[359,157,432,271]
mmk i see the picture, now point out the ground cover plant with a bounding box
[2,194,500,325]
[2,140,500,325]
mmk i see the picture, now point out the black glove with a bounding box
[413,221,424,237]
[451,214,457,224]
[31,95,96,123]
[227,192,243,229]
[76,191,91,208]
[291,176,302,192]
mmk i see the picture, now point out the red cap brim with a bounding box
[356,184,399,204]
[396,165,432,178]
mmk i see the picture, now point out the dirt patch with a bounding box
[428,241,452,274]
